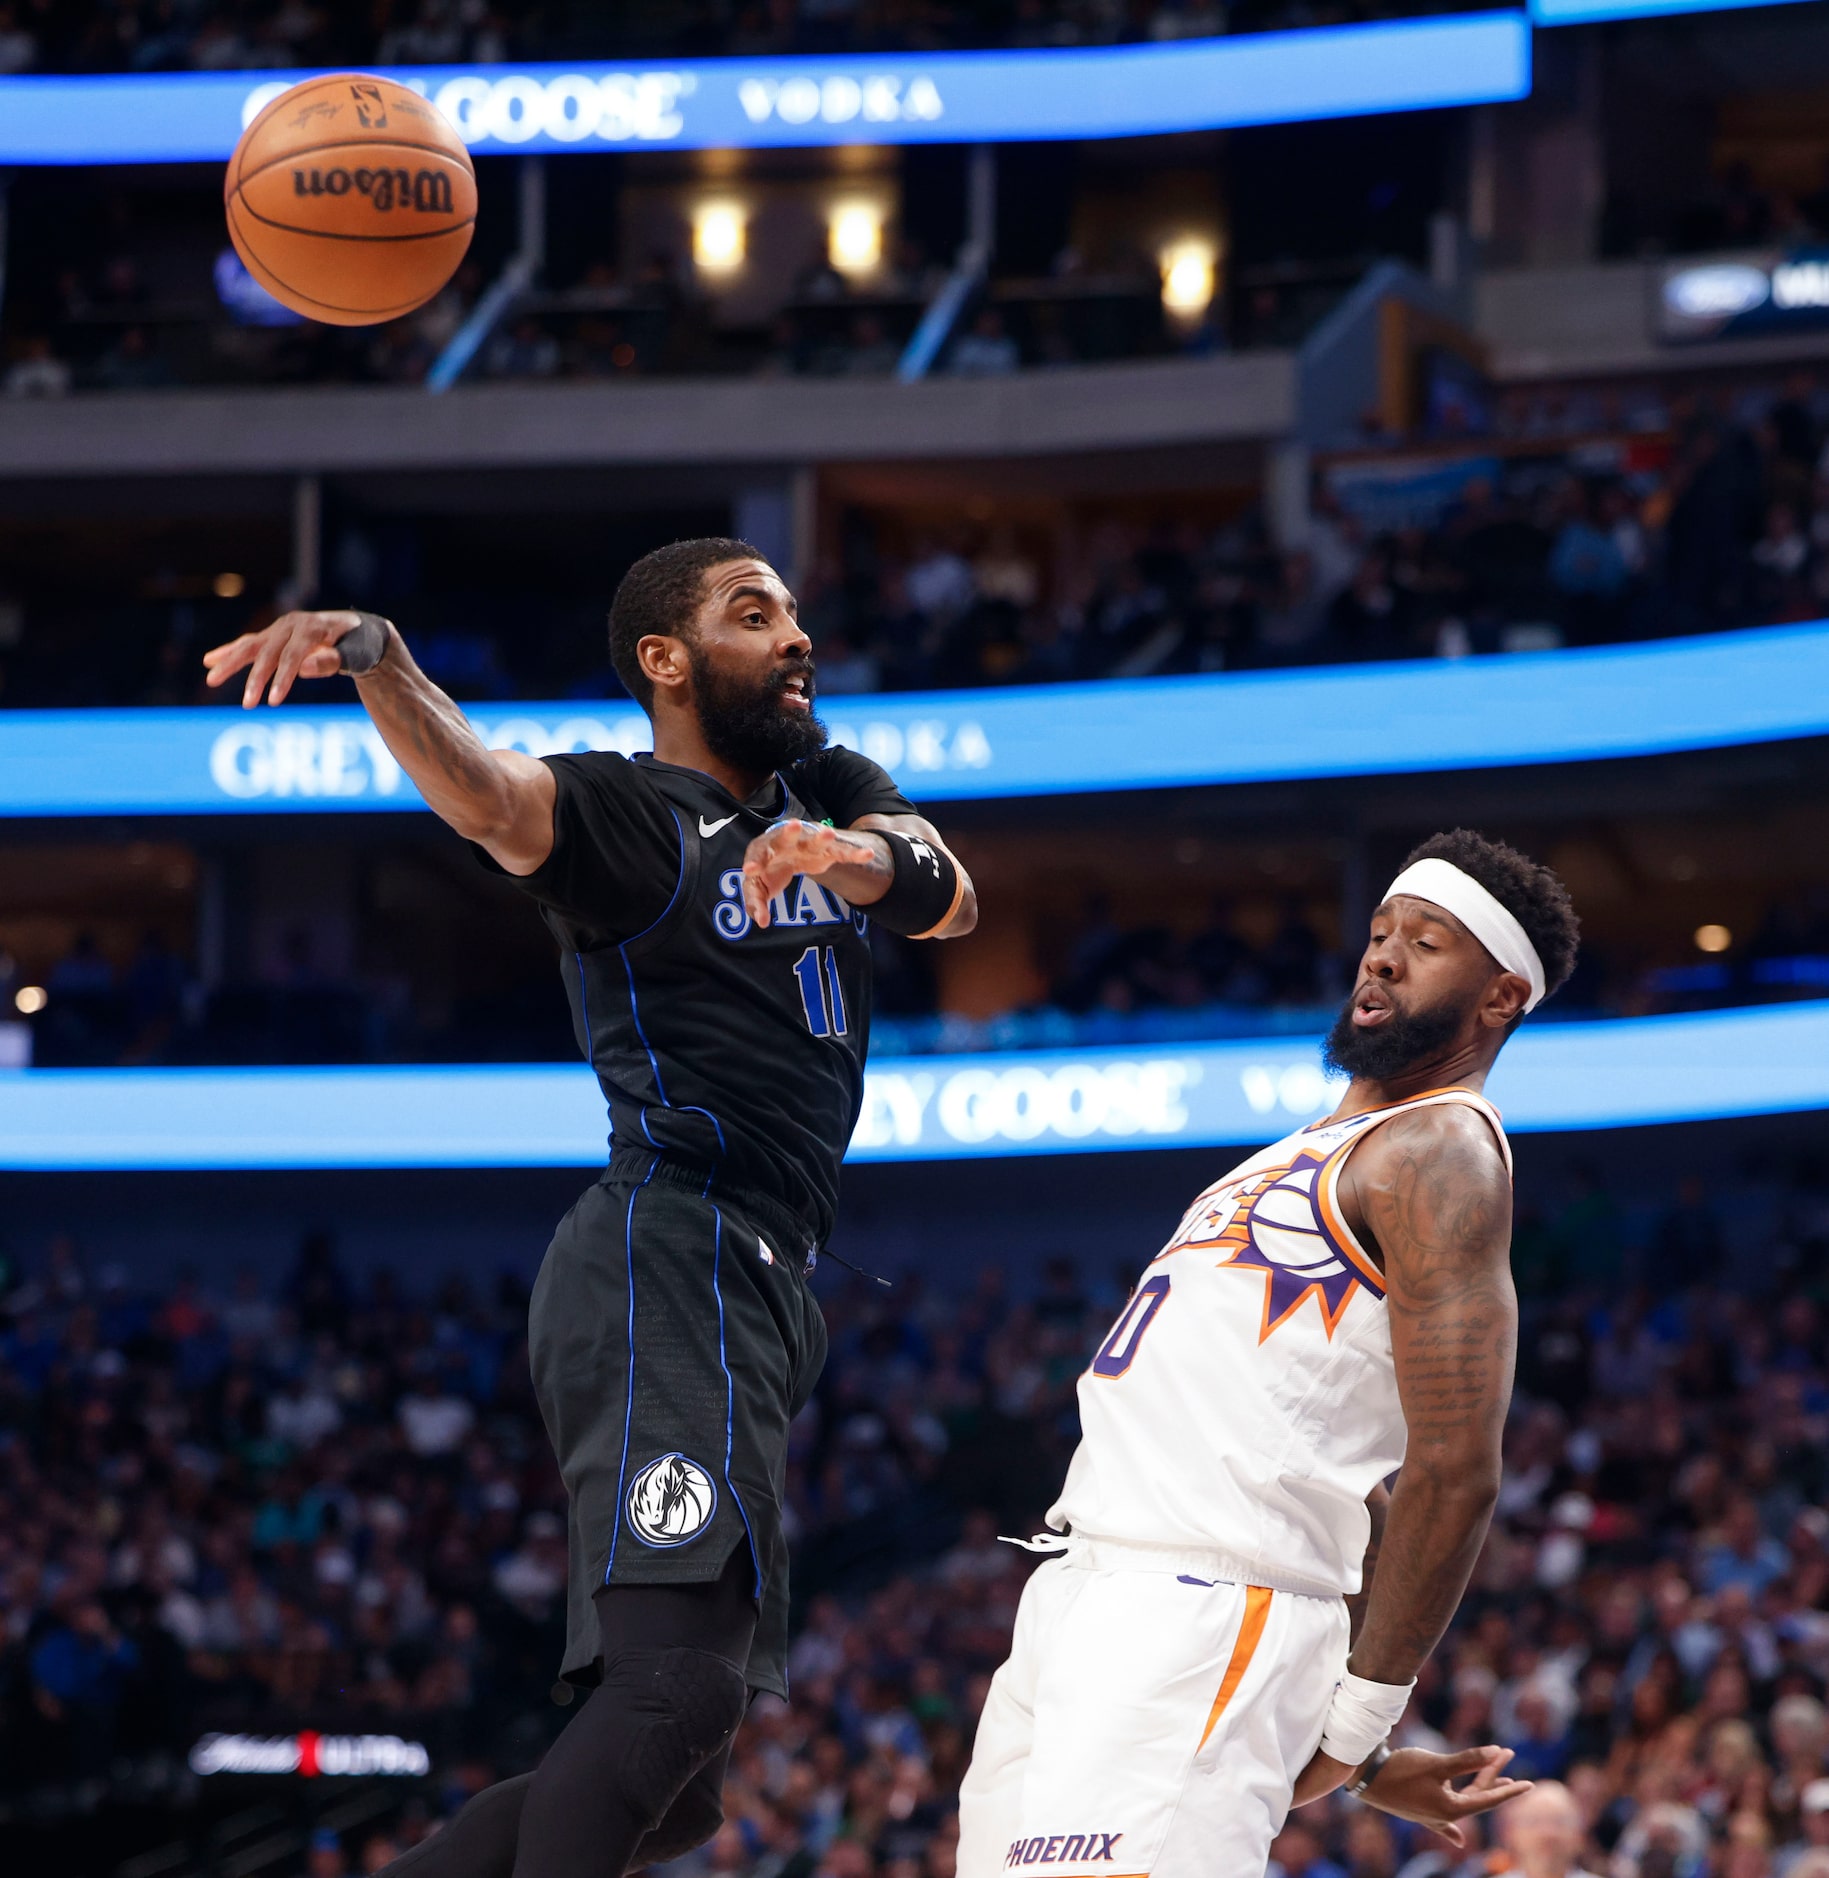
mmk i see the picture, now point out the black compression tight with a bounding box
[381,1548,756,1878]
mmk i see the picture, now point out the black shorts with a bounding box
[527,1151,827,1701]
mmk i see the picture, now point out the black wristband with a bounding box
[337,612,392,677]
[868,829,962,938]
[1346,1741,1392,1798]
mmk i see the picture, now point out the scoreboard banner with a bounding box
[5,622,1829,817]
[3,1002,1828,1168]
[0,19,1529,164]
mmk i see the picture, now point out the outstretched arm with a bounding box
[737,811,977,938]
[204,611,556,874]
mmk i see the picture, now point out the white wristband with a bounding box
[1318,1670,1414,1768]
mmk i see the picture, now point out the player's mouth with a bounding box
[1351,984,1396,1028]
[775,667,815,714]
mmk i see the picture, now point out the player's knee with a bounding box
[599,1647,747,1829]
[634,1776,727,1866]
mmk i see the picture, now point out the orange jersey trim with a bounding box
[1315,1138,1388,1292]
[1198,1584,1273,1750]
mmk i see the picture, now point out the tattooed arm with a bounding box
[1344,1102,1516,1684]
[203,611,556,873]
[1287,1103,1519,1823]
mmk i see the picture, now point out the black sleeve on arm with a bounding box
[803,746,918,826]
[471,752,681,948]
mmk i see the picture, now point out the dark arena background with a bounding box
[13,4,1829,1876]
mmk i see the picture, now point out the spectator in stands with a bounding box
[947,309,1020,376]
[1548,482,1634,641]
[28,1597,141,1777]
[1326,541,1407,660]
[1501,1781,1605,1878]
[307,1827,352,1878]
[49,931,115,994]
[1699,1496,1792,1598]
[1753,501,1814,620]
[397,1361,477,1456]
[1651,1176,1726,1292]
[483,318,561,381]
[1778,1782,1829,1875]
[3,336,72,398]
[0,3,34,73]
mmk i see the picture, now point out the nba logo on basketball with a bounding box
[626,1453,718,1547]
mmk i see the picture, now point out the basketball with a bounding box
[223,73,476,327]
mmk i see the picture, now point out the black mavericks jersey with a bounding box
[488,747,915,1246]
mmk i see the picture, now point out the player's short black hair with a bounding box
[608,536,765,711]
[1399,828,1581,1019]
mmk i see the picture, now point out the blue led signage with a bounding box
[0,20,1529,165]
[3,622,1828,818]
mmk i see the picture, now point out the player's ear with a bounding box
[639,633,690,697]
[1483,971,1530,1029]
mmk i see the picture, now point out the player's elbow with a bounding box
[943,878,980,938]
[1404,1440,1501,1516]
[460,760,555,874]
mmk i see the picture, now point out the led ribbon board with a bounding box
[1532,0,1812,23]
[2,1003,1827,1168]
[0,19,1529,165]
[5,621,1829,817]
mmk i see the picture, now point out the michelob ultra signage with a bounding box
[190,1732,431,1777]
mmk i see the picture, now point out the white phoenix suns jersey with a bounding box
[1049,1087,1511,1597]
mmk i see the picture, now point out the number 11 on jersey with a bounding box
[794,945,849,1038]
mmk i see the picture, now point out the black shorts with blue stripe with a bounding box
[528,1148,828,1702]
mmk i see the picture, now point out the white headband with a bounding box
[1383,858,1546,1014]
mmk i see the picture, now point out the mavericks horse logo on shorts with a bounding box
[626,1452,718,1547]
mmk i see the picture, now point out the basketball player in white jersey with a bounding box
[958,829,1581,1878]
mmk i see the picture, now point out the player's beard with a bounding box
[1322,988,1465,1082]
[689,646,827,774]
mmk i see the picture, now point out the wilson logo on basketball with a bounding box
[289,167,456,214]
[625,1453,718,1548]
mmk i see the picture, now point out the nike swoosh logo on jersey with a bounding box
[698,814,738,838]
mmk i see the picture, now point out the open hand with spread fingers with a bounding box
[202,609,383,708]
[1357,1745,1533,1844]
[740,819,889,927]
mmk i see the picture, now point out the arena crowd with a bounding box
[5,1162,1829,1877]
[0,0,1488,77]
[6,371,1829,721]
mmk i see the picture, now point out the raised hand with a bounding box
[203,609,374,708]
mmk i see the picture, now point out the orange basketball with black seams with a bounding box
[224,72,477,327]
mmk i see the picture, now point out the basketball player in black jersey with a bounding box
[202,539,977,1878]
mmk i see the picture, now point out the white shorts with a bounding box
[957,1550,1350,1878]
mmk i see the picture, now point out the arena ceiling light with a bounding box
[1160,239,1218,318]
[828,201,885,275]
[0,18,1531,165]
[691,200,746,271]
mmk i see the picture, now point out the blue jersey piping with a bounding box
[710,1198,764,1601]
[604,1155,660,1581]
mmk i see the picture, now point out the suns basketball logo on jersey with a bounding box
[625,1452,718,1547]
[1168,1139,1384,1343]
